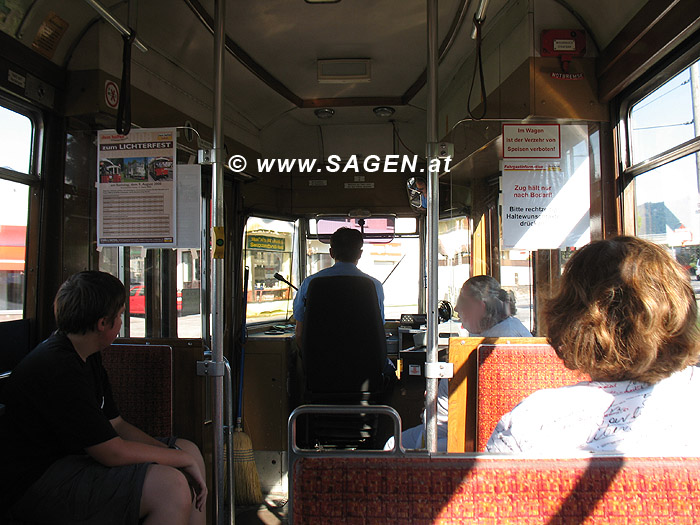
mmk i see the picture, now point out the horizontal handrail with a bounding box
[288,404,403,457]
[288,404,405,522]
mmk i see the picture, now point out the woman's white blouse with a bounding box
[486,366,700,455]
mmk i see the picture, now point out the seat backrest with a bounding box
[302,275,386,397]
[101,344,173,437]
[476,341,585,451]
[291,454,700,524]
[448,337,587,452]
[0,319,33,404]
[0,319,32,374]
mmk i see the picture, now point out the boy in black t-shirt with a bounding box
[0,271,206,525]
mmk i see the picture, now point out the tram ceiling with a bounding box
[3,0,653,134]
[161,0,648,116]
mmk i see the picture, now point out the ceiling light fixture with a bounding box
[304,0,340,3]
[373,106,395,118]
[314,108,335,119]
[317,59,371,83]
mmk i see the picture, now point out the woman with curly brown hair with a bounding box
[487,236,700,454]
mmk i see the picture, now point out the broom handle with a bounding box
[236,267,250,430]
[236,344,244,430]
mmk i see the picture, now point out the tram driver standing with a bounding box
[0,271,206,525]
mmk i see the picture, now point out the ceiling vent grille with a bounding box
[317,59,371,83]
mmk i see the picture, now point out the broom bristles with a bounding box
[233,429,263,505]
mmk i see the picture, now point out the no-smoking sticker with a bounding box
[105,80,119,109]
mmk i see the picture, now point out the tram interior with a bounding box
[1,0,700,523]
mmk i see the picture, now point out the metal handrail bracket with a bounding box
[287,404,407,521]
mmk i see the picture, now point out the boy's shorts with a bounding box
[9,455,149,525]
[8,437,177,525]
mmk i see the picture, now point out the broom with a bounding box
[233,267,263,505]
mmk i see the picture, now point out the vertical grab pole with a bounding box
[224,358,235,524]
[212,0,227,522]
[425,0,440,454]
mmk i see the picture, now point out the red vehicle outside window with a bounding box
[129,284,145,315]
[129,284,182,314]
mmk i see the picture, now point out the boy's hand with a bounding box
[181,460,208,512]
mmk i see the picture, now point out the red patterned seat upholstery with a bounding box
[101,344,173,437]
[448,338,587,452]
[292,455,700,524]
[476,342,585,451]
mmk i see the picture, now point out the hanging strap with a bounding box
[467,15,487,121]
[116,30,136,135]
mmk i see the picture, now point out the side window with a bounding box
[437,217,470,304]
[624,57,700,272]
[628,61,700,165]
[99,246,202,338]
[244,217,298,324]
[0,104,37,321]
[177,248,201,337]
[437,213,533,335]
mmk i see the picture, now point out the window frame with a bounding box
[0,95,44,322]
[618,39,700,186]
[614,32,700,255]
[0,96,43,185]
[243,214,300,326]
[304,216,421,320]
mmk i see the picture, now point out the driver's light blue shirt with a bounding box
[292,261,385,323]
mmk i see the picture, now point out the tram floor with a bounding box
[234,498,288,524]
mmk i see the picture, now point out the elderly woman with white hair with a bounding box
[386,275,531,451]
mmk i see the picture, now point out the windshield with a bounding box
[307,217,418,319]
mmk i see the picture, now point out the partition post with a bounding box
[425,0,440,453]
[212,0,228,522]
